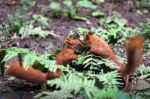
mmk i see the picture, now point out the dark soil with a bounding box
[0,0,150,99]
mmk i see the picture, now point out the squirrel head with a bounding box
[64,38,82,50]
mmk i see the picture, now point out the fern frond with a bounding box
[3,47,31,62]
[135,64,150,75]
[4,47,61,72]
[97,58,117,69]
[74,53,118,72]
[46,65,123,99]
[96,71,123,87]
[47,67,98,99]
[48,73,96,93]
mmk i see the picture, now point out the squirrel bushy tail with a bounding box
[121,36,144,81]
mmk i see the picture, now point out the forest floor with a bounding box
[0,0,150,99]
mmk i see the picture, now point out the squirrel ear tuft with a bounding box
[88,32,93,35]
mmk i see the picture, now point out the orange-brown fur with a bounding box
[122,36,144,81]
[55,38,81,65]
[86,32,123,70]
[55,47,78,65]
[6,61,61,84]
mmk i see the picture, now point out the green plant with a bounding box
[75,25,131,45]
[35,66,122,99]
[19,21,55,39]
[7,0,35,32]
[49,0,97,21]
[74,12,136,45]
[91,10,105,18]
[139,19,150,49]
[4,0,35,33]
[0,9,25,37]
[0,1,37,43]
[133,0,150,10]
[98,11,137,44]
[32,14,49,26]
[8,10,54,39]
[0,23,11,41]
[34,50,125,99]
[20,0,35,10]
[100,12,128,28]
[76,27,89,36]
[3,47,61,72]
[8,10,27,32]
[140,19,150,38]
[77,0,97,9]
[135,64,150,75]
[74,53,118,70]
[49,2,62,17]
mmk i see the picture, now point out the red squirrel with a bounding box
[55,38,81,65]
[6,38,81,84]
[6,61,61,84]
[86,32,123,70]
[86,32,144,83]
